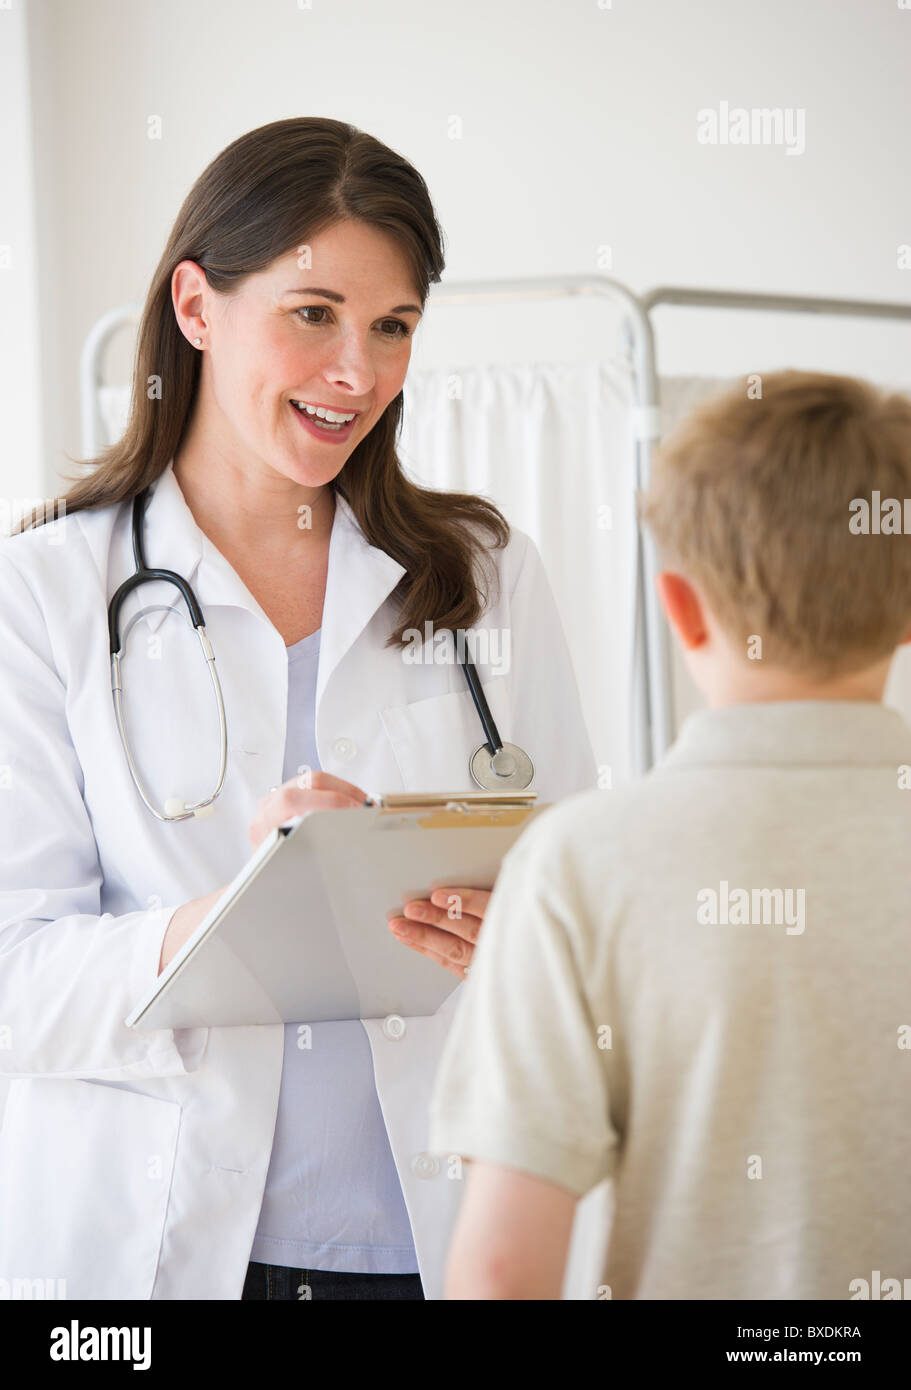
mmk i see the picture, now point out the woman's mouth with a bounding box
[290,399,360,444]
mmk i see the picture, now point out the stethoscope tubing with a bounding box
[458,645,504,756]
[110,487,531,816]
[108,488,228,821]
[108,488,206,656]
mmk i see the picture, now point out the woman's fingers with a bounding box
[387,885,491,975]
[248,772,366,848]
[289,772,367,806]
[388,916,474,977]
[400,887,491,941]
[275,783,363,818]
[430,886,491,920]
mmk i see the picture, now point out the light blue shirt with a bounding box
[249,628,419,1272]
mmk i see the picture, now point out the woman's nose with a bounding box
[321,335,378,396]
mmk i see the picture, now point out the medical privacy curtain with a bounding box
[401,360,639,785]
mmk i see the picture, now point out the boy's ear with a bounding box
[656,572,709,651]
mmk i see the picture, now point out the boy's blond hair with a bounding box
[640,370,911,677]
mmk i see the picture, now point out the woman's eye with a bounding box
[296,306,329,325]
[380,319,411,338]
[294,307,411,338]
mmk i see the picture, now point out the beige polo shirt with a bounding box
[428,701,911,1300]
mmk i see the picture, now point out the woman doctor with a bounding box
[0,117,595,1301]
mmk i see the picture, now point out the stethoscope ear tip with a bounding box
[162,796,215,820]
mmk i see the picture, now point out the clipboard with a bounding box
[125,791,543,1030]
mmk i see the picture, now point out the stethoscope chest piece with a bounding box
[469,741,535,792]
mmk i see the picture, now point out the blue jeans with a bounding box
[241,1261,425,1301]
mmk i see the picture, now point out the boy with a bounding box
[428,370,911,1299]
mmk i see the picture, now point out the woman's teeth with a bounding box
[291,400,356,431]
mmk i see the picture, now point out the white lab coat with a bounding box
[0,459,596,1300]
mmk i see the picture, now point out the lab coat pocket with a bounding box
[380,677,512,791]
[0,1077,180,1299]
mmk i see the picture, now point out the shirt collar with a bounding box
[655,700,911,771]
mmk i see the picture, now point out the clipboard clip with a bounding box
[367,790,537,812]
[366,790,539,831]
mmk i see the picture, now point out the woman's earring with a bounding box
[193,336,202,347]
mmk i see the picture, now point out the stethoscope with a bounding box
[109,488,535,823]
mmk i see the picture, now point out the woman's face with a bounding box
[174,218,424,489]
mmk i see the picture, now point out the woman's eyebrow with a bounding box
[281,286,422,314]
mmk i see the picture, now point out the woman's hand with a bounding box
[388,887,491,979]
[159,771,367,975]
[248,770,366,850]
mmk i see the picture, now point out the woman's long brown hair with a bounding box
[16,116,509,643]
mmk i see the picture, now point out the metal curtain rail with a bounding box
[643,286,911,321]
[79,302,143,461]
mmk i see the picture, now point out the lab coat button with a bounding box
[411,1152,440,1180]
[332,737,356,761]
[382,1013,406,1040]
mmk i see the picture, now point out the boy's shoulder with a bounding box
[515,758,757,890]
[516,777,670,876]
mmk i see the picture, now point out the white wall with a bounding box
[10,0,911,727]
[17,0,911,484]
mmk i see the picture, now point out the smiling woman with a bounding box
[17,117,509,643]
[0,116,597,1304]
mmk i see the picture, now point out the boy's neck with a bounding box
[702,663,890,709]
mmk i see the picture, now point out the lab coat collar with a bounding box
[316,487,407,708]
[135,461,255,635]
[657,699,911,771]
[135,461,407,679]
